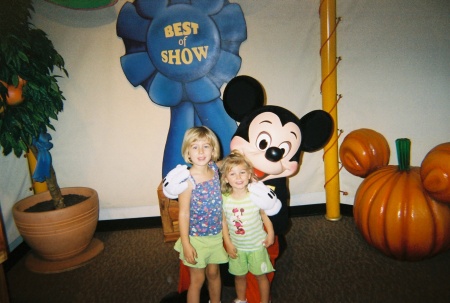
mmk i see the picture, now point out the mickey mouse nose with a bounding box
[265,147,284,162]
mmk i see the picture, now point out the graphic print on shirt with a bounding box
[232,207,245,235]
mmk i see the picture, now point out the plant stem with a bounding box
[395,138,411,172]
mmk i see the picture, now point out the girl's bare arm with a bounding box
[178,181,197,264]
[222,213,237,258]
[260,210,275,247]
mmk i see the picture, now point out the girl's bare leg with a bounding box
[188,267,205,303]
[255,274,270,303]
[206,264,221,303]
[235,275,247,301]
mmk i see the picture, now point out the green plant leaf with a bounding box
[18,51,29,63]
[18,139,28,152]
[2,144,12,156]
[0,0,66,167]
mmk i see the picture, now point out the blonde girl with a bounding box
[174,126,228,303]
[220,151,275,303]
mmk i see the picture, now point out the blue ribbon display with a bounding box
[32,132,53,182]
[116,0,246,176]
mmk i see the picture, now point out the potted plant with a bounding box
[0,0,103,273]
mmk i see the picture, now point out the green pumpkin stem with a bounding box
[395,138,411,171]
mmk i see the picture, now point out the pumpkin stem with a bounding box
[395,138,411,171]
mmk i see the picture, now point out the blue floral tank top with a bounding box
[188,162,223,237]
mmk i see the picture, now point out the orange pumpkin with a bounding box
[340,128,390,178]
[420,142,450,204]
[353,139,450,261]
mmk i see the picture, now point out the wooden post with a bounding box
[320,0,341,221]
[157,182,180,242]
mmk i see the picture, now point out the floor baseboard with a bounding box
[290,203,353,217]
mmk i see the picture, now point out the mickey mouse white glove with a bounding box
[248,181,282,216]
[162,165,191,199]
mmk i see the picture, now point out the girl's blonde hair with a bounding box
[181,126,221,164]
[220,150,257,195]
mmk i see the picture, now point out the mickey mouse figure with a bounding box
[162,75,333,303]
[223,76,333,242]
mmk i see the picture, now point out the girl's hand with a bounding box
[263,233,275,248]
[225,242,238,259]
[182,243,198,265]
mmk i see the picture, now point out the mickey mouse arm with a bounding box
[248,181,282,215]
[162,164,191,199]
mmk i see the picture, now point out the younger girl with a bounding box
[220,151,275,303]
[174,126,228,303]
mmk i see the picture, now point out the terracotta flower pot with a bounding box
[13,187,104,273]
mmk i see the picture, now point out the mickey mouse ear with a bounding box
[299,110,334,152]
[223,75,265,121]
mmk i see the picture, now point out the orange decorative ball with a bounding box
[420,142,450,203]
[340,128,390,178]
[0,77,26,106]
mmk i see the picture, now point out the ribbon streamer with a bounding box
[32,132,53,182]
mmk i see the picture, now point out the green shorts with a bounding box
[174,232,228,269]
[228,247,275,276]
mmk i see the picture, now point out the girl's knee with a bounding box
[206,270,220,281]
[206,265,220,280]
[190,268,206,286]
[235,275,246,285]
[254,274,268,282]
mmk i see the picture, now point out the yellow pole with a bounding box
[26,151,48,194]
[320,0,341,221]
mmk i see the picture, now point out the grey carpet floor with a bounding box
[6,215,450,303]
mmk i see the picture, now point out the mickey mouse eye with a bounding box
[256,132,271,151]
[278,142,292,158]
